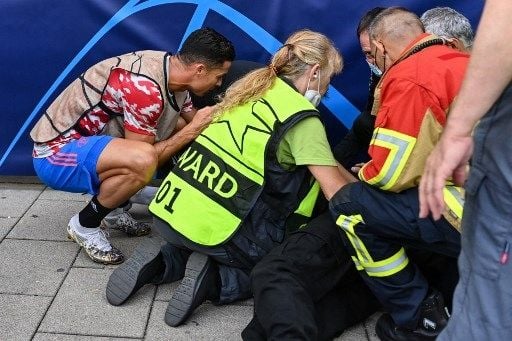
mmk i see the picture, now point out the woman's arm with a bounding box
[307,164,356,200]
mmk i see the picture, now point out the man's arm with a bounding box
[419,0,512,219]
[359,78,433,192]
[442,0,512,135]
[153,106,213,167]
[180,107,197,124]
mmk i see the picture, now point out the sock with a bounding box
[78,196,114,228]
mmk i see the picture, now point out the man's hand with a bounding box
[350,162,365,174]
[154,106,215,167]
[189,106,215,137]
[419,132,473,220]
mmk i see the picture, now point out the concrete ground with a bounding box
[0,180,380,340]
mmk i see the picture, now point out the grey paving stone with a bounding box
[155,282,180,302]
[0,239,78,295]
[0,216,17,240]
[39,268,153,338]
[0,293,52,341]
[335,323,369,340]
[39,188,91,202]
[364,312,383,341]
[0,181,382,341]
[8,199,86,241]
[146,300,253,340]
[33,333,141,340]
[74,251,108,270]
[0,183,44,217]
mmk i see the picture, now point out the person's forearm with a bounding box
[337,163,358,183]
[308,165,352,200]
[154,124,200,167]
[444,0,512,136]
[154,106,214,167]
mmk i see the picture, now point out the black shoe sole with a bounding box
[164,252,211,327]
[106,236,163,306]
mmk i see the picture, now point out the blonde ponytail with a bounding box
[213,29,343,118]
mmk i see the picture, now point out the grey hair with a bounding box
[421,7,474,49]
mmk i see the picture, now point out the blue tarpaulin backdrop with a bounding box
[0,0,484,175]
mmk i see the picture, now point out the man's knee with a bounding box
[126,143,158,181]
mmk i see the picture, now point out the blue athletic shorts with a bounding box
[33,136,113,195]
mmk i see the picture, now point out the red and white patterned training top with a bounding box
[33,68,192,157]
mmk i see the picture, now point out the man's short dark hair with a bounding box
[178,27,235,69]
[357,7,386,37]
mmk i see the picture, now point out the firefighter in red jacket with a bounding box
[329,8,469,340]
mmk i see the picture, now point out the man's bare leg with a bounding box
[68,139,158,264]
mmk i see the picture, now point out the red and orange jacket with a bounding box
[360,34,469,194]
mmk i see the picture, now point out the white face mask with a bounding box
[304,70,322,107]
[367,61,382,77]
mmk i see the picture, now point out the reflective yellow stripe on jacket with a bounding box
[360,128,416,190]
[442,185,464,232]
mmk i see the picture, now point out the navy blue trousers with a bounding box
[329,183,460,328]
